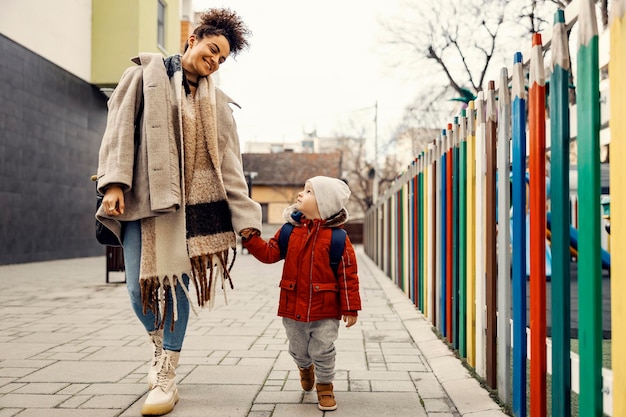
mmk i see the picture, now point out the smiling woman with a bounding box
[95,7,262,417]
[181,8,251,93]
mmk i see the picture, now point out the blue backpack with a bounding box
[278,223,347,275]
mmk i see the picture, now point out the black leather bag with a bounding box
[94,179,122,247]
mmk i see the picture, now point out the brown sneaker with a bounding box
[299,364,315,391]
[316,383,337,411]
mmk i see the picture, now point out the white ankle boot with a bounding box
[147,329,164,389]
[141,350,180,416]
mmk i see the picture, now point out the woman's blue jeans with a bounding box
[122,220,189,351]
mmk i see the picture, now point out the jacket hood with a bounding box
[282,204,348,228]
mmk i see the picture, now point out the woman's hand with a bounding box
[103,185,125,216]
[240,228,260,240]
[342,315,358,328]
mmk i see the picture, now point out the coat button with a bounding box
[315,285,320,290]
[296,314,301,319]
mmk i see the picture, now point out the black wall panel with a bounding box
[0,34,108,264]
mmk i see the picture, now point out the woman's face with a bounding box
[182,34,230,77]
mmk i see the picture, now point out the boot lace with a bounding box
[150,333,164,365]
[154,354,174,388]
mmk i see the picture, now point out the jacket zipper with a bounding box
[306,222,320,322]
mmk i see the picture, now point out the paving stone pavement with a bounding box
[0,245,508,417]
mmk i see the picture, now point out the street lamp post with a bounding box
[372,101,379,204]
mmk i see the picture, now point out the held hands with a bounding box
[102,185,124,216]
[342,315,358,328]
[240,228,260,240]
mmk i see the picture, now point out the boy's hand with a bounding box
[342,315,358,328]
[240,228,260,240]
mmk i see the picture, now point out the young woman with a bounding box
[96,8,261,416]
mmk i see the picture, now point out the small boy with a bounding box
[241,176,362,411]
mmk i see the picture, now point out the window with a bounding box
[157,0,166,48]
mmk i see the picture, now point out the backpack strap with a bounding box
[278,223,294,259]
[278,223,347,275]
[329,228,347,274]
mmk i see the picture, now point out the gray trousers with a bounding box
[282,317,340,384]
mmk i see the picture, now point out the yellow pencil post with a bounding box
[610,0,626,413]
[466,100,476,367]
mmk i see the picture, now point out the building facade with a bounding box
[0,0,191,265]
[242,152,344,225]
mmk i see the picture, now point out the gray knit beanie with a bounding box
[306,176,351,220]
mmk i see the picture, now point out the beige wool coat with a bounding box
[96,53,262,243]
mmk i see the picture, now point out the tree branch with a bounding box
[426,45,465,97]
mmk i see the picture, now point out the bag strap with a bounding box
[329,228,347,274]
[278,223,294,260]
[278,223,347,275]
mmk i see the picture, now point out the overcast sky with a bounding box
[192,0,420,155]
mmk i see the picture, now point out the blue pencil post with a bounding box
[440,128,448,337]
[511,51,527,417]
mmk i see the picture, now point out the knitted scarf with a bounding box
[139,67,237,328]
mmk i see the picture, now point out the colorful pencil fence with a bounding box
[363,1,621,415]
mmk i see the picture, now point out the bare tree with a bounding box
[379,0,614,145]
[330,134,404,217]
[375,0,610,178]
[378,0,531,142]
[380,0,518,99]
[380,0,608,104]
[519,1,608,34]
[518,0,570,33]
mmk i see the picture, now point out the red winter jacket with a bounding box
[242,207,361,322]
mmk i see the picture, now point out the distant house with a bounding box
[242,152,343,224]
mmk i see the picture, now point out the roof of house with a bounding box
[242,152,343,186]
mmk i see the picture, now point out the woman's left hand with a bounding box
[103,185,125,216]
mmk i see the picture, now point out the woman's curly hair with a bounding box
[191,8,251,56]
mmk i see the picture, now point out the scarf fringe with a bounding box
[190,248,236,309]
[139,273,202,331]
[139,248,237,330]
[140,274,194,331]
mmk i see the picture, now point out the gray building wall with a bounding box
[0,34,108,264]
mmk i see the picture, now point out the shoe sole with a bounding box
[141,390,179,416]
[318,403,338,411]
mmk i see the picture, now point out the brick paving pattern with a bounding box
[0,246,507,417]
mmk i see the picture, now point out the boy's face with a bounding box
[296,182,321,219]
